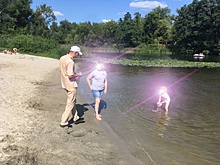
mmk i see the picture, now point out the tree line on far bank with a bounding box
[0,0,220,57]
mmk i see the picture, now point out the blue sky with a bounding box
[31,0,192,23]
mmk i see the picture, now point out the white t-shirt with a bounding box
[90,69,107,90]
[161,92,170,102]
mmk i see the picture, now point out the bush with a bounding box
[0,35,12,48]
[7,35,58,54]
[47,46,69,59]
[134,44,170,59]
[202,50,209,55]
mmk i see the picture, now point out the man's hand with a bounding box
[76,72,82,77]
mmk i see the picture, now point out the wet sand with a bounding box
[0,53,129,165]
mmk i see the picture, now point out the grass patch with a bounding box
[95,58,220,68]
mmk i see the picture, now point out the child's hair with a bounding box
[160,86,167,92]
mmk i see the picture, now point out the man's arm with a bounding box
[67,72,82,79]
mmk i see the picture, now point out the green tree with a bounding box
[144,10,160,43]
[103,20,118,45]
[155,19,171,44]
[89,22,105,47]
[0,0,32,35]
[115,18,125,50]
[57,20,75,44]
[75,22,92,46]
[144,7,172,44]
[29,4,56,38]
[119,12,134,47]
[173,0,220,55]
[50,22,62,43]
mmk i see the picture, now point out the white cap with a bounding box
[70,46,82,55]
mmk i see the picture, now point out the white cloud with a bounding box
[130,1,168,9]
[53,11,64,17]
[102,19,111,23]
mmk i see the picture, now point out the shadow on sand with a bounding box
[83,100,107,114]
[71,100,107,126]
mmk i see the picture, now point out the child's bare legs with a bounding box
[157,102,162,109]
[164,101,170,115]
[155,102,169,114]
[153,102,161,112]
[94,98,102,120]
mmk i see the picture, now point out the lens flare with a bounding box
[96,64,102,70]
[159,86,167,94]
[118,67,204,118]
[159,89,165,94]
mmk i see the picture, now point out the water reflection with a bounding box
[193,56,205,61]
[154,109,170,137]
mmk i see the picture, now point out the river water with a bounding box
[76,57,220,165]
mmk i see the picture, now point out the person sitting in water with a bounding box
[153,86,171,114]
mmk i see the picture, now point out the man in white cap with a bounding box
[59,46,83,127]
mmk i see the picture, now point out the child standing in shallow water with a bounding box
[153,86,171,114]
[86,63,107,120]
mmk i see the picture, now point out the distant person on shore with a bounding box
[86,63,107,120]
[7,50,12,55]
[13,48,18,54]
[3,49,7,54]
[153,86,170,115]
[59,46,83,127]
[2,49,12,54]
[198,52,204,56]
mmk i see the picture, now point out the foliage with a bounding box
[39,44,92,59]
[106,58,220,68]
[7,35,58,53]
[134,44,170,59]
[0,0,220,56]
[0,0,32,35]
[0,35,12,47]
[144,7,172,44]
[29,4,56,38]
[38,47,66,59]
[173,0,220,55]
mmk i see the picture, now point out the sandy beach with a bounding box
[0,53,128,165]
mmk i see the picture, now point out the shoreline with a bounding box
[0,53,131,164]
